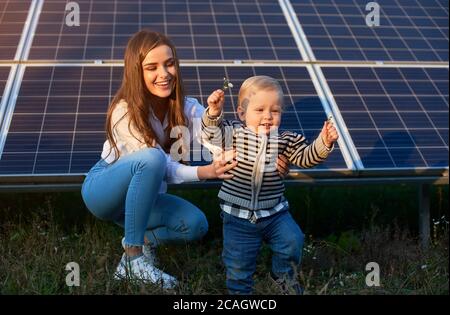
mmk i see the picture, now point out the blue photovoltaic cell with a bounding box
[0,0,31,60]
[292,0,449,62]
[323,66,449,169]
[0,65,347,175]
[28,0,302,61]
[0,67,10,103]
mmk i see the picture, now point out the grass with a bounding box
[0,184,448,295]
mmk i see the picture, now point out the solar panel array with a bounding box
[0,0,448,183]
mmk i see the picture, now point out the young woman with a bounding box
[81,30,290,290]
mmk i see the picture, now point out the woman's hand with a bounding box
[320,120,339,148]
[276,154,290,178]
[197,150,237,180]
[207,89,225,117]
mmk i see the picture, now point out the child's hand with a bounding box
[207,89,225,117]
[320,120,339,148]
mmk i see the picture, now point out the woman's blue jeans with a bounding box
[81,148,208,247]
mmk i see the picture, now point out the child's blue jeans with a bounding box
[81,148,208,247]
[221,210,304,294]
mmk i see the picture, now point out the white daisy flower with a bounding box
[222,77,233,90]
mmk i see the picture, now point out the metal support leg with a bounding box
[418,184,430,250]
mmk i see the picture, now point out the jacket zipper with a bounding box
[250,134,268,211]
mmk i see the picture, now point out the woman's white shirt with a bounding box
[101,97,205,193]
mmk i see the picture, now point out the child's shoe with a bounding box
[270,272,304,295]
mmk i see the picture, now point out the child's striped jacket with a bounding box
[201,108,333,220]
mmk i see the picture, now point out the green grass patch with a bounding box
[0,184,448,294]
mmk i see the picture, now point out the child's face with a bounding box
[238,89,282,135]
[141,44,177,98]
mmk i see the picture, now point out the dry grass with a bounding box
[0,186,448,295]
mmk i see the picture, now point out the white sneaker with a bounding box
[114,254,178,289]
[121,237,158,265]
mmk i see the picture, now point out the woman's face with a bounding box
[141,44,177,98]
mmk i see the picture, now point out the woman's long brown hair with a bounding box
[105,30,187,163]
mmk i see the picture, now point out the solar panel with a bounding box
[0,0,31,60]
[0,66,119,174]
[28,0,302,61]
[323,66,448,169]
[0,65,347,176]
[291,0,449,62]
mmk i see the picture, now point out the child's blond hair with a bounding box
[238,75,284,111]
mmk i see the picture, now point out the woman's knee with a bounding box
[131,148,167,175]
[183,210,208,241]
